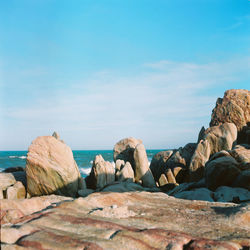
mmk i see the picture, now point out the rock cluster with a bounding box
[1,89,250,249]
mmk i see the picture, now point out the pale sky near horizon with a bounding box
[0,0,249,150]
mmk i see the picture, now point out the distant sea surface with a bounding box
[0,150,162,178]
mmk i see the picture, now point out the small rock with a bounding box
[0,173,16,190]
[6,181,26,199]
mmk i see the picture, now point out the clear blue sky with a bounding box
[0,0,249,150]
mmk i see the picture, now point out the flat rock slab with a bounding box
[1,192,249,249]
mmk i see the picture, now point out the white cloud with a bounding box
[1,57,249,150]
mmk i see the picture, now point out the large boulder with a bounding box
[210,89,250,143]
[26,135,81,197]
[134,144,156,187]
[204,156,241,191]
[113,137,142,167]
[189,123,237,181]
[85,155,115,190]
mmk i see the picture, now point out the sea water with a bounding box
[0,150,162,178]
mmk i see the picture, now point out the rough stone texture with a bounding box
[86,155,115,190]
[230,144,250,168]
[233,170,250,190]
[189,139,211,182]
[134,144,156,187]
[210,89,250,143]
[0,173,16,190]
[100,182,145,192]
[78,188,94,197]
[115,162,134,182]
[1,192,249,249]
[26,136,81,197]
[115,159,125,172]
[2,167,24,173]
[6,182,26,199]
[189,123,237,182]
[113,137,142,168]
[204,156,241,191]
[149,150,173,182]
[173,187,214,202]
[214,186,250,202]
[158,173,168,186]
[165,168,176,183]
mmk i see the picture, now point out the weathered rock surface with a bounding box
[26,136,81,197]
[204,156,241,191]
[189,123,237,181]
[1,192,249,249]
[149,150,174,181]
[214,186,250,202]
[233,170,250,190]
[113,137,142,167]
[86,155,115,190]
[210,89,250,143]
[0,173,16,190]
[230,144,250,169]
[6,181,26,199]
[115,161,134,182]
[134,144,156,187]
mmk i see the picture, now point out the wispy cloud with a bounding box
[1,57,249,150]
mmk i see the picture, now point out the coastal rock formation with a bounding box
[26,136,81,197]
[233,170,250,190]
[204,156,241,191]
[149,150,173,181]
[1,192,249,249]
[189,122,237,181]
[210,89,250,143]
[113,137,142,167]
[85,155,115,190]
[134,144,156,187]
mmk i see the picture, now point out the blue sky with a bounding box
[0,0,249,150]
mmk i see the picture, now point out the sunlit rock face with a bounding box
[26,136,81,197]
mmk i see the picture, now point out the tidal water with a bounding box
[0,150,162,177]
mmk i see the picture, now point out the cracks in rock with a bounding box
[87,207,103,215]
[109,230,122,239]
[183,239,195,250]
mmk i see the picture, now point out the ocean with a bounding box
[0,150,161,178]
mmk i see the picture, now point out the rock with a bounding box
[134,144,156,187]
[6,181,26,199]
[173,188,214,202]
[158,174,168,186]
[100,182,145,192]
[113,137,142,167]
[189,123,237,182]
[0,189,3,199]
[52,131,60,140]
[78,188,94,197]
[26,136,81,197]
[116,161,134,182]
[210,89,250,144]
[2,166,24,173]
[12,171,26,188]
[1,192,249,249]
[189,139,211,182]
[0,173,16,190]
[209,150,231,161]
[232,170,250,190]
[165,168,176,183]
[149,150,173,181]
[78,177,87,190]
[85,155,115,190]
[115,159,125,172]
[204,156,241,191]
[214,186,250,202]
[230,144,250,167]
